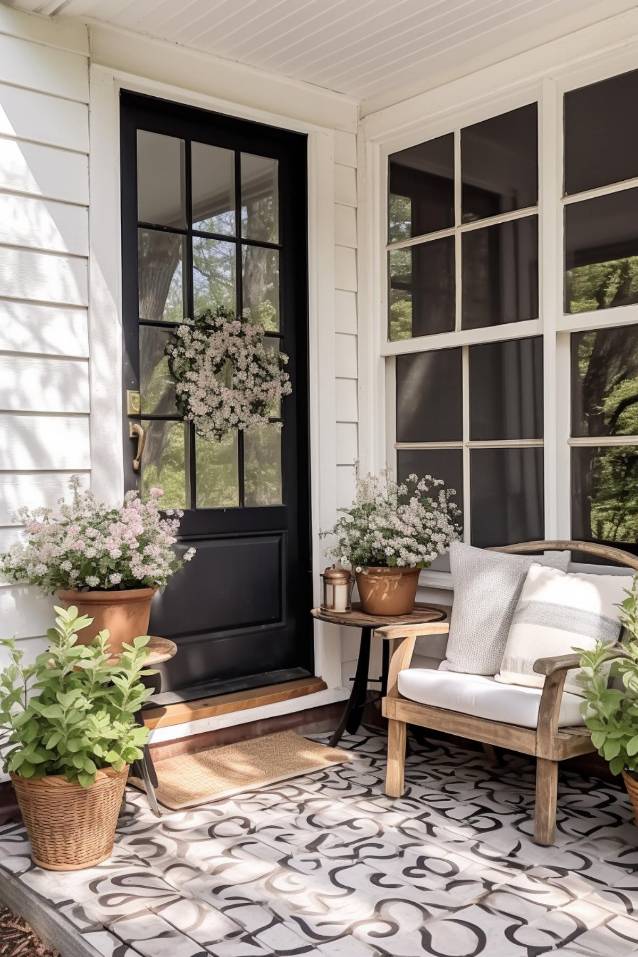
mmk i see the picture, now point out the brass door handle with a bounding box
[129,422,146,472]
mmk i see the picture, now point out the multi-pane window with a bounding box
[395,338,544,548]
[388,104,538,342]
[386,71,638,556]
[135,131,282,510]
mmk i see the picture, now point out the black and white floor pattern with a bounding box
[2,731,638,956]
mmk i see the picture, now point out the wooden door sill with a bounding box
[143,676,327,730]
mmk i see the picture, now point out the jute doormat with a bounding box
[131,731,352,810]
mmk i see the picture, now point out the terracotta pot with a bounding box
[57,587,156,657]
[355,566,420,616]
[623,771,638,825]
[12,767,128,871]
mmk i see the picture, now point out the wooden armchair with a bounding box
[380,540,638,846]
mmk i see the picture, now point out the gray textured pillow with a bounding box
[441,542,570,675]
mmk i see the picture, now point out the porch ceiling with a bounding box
[7,0,636,113]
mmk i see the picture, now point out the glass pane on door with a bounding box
[192,142,235,235]
[137,131,186,228]
[196,432,239,508]
[138,230,185,322]
[245,424,282,506]
[140,420,188,509]
[241,153,279,243]
[192,237,236,315]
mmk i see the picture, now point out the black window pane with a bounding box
[462,215,538,329]
[571,327,638,438]
[191,142,235,236]
[572,446,638,554]
[565,190,638,315]
[397,448,463,516]
[462,104,538,223]
[470,447,544,547]
[469,337,543,441]
[137,131,185,229]
[388,239,455,340]
[565,69,638,195]
[140,325,176,415]
[396,348,462,443]
[138,229,185,322]
[388,134,454,242]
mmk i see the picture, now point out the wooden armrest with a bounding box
[376,621,449,640]
[534,646,626,676]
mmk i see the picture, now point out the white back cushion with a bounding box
[497,563,632,695]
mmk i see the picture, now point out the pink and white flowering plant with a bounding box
[0,478,195,592]
[323,470,461,569]
[166,306,292,441]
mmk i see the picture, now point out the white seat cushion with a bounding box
[397,668,585,729]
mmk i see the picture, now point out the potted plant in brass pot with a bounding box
[0,605,154,870]
[323,471,460,615]
[578,577,638,820]
[0,478,195,657]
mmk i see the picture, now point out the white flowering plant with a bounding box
[166,306,292,441]
[0,478,195,592]
[324,471,461,569]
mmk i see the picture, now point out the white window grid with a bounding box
[378,61,638,551]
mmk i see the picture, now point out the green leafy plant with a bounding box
[0,606,155,787]
[578,576,638,776]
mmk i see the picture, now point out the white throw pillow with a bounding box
[442,542,569,676]
[497,563,632,696]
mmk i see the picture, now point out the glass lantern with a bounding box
[320,566,353,613]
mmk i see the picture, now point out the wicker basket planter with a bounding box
[623,771,638,825]
[11,767,128,871]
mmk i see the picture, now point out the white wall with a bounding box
[0,7,90,666]
[0,11,358,719]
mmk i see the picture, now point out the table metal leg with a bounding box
[330,627,372,747]
[138,746,162,818]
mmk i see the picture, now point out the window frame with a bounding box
[363,47,638,583]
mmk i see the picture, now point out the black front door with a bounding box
[120,91,312,701]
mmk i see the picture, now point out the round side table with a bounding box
[311,603,446,747]
[131,636,177,817]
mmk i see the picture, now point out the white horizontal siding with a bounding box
[335,378,358,422]
[0,194,88,255]
[0,138,89,204]
[334,163,357,207]
[0,247,87,305]
[336,422,358,465]
[0,83,89,151]
[336,465,356,509]
[0,471,89,525]
[0,301,88,357]
[335,333,358,379]
[0,414,90,471]
[0,5,88,56]
[0,356,89,413]
[335,289,357,335]
[334,131,357,168]
[0,584,54,639]
[335,204,357,248]
[335,245,357,292]
[0,34,88,102]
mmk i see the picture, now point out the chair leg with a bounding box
[385,719,407,798]
[534,757,558,845]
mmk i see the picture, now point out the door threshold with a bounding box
[143,675,327,730]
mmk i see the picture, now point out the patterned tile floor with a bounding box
[2,731,638,956]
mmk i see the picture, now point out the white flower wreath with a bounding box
[166,306,292,441]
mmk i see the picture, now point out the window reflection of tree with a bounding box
[138,230,184,496]
[573,327,638,550]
